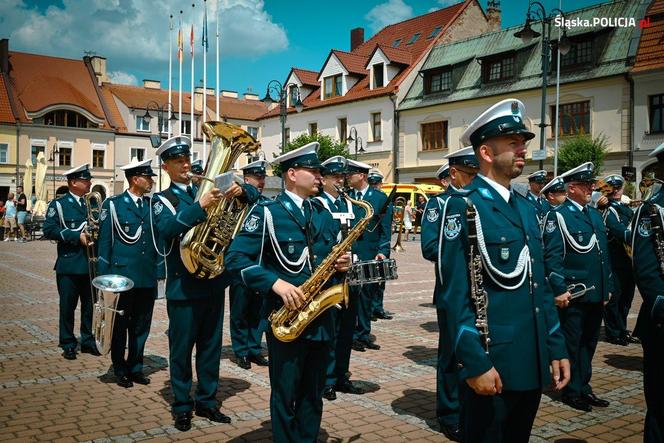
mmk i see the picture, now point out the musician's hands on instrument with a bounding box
[375,253,386,260]
[597,195,609,208]
[199,188,222,209]
[555,291,572,308]
[272,279,305,310]
[334,253,351,272]
[80,232,92,246]
[467,367,502,396]
[551,358,571,391]
[223,182,243,200]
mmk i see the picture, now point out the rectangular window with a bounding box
[425,69,452,94]
[136,114,150,132]
[31,145,45,165]
[289,86,299,107]
[0,143,8,163]
[421,121,448,151]
[407,33,421,45]
[483,55,514,83]
[247,126,258,138]
[324,74,342,99]
[181,120,192,136]
[649,94,664,134]
[285,127,291,145]
[372,113,382,141]
[552,101,591,136]
[309,122,318,136]
[92,150,105,168]
[58,147,72,167]
[373,63,384,88]
[560,38,593,68]
[338,118,348,143]
[158,117,171,134]
[130,148,145,162]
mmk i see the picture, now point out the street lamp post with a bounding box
[514,2,571,170]
[347,127,365,160]
[261,80,303,156]
[48,143,59,199]
[143,100,178,191]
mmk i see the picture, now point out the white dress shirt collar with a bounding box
[478,174,511,203]
[285,190,305,211]
[127,190,141,205]
[567,198,585,211]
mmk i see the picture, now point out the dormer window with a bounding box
[482,54,514,83]
[373,63,384,88]
[324,74,343,99]
[407,33,421,45]
[392,38,402,47]
[424,68,452,94]
[428,26,442,39]
[560,38,593,69]
[289,85,299,107]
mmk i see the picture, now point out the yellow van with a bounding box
[380,183,444,206]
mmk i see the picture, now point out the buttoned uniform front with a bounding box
[350,187,393,344]
[229,189,270,363]
[602,199,635,342]
[526,191,546,222]
[152,181,258,415]
[97,191,161,379]
[420,186,460,429]
[440,175,567,442]
[371,187,393,318]
[543,198,614,403]
[225,193,343,443]
[43,192,98,352]
[631,188,664,442]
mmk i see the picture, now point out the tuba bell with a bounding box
[92,274,132,355]
[180,121,260,279]
[391,196,406,252]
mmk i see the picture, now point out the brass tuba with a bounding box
[92,275,132,354]
[180,121,260,279]
[391,196,406,252]
[269,192,374,342]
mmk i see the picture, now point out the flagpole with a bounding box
[178,10,183,135]
[215,0,220,121]
[190,3,195,147]
[168,14,173,139]
[202,0,208,164]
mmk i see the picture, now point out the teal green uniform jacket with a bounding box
[604,200,633,247]
[421,190,451,308]
[351,188,392,260]
[97,191,162,289]
[542,199,614,302]
[43,194,96,274]
[440,176,567,390]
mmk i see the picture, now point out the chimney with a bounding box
[487,1,501,32]
[143,79,161,89]
[194,87,205,111]
[89,56,108,84]
[350,28,364,52]
[243,92,259,101]
[221,90,238,98]
[0,39,9,73]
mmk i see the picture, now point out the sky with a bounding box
[1,0,612,96]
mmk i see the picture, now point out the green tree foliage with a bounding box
[272,133,350,176]
[557,134,609,176]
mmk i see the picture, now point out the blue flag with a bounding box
[201,3,208,51]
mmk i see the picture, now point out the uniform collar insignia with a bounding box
[478,188,493,200]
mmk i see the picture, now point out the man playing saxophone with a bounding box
[439,99,569,442]
[152,136,257,431]
[96,159,160,388]
[225,143,351,443]
[43,163,101,360]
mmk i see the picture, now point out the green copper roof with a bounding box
[401,0,648,111]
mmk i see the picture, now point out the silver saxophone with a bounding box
[466,199,490,353]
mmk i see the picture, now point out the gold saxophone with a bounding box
[180,121,259,279]
[269,194,374,342]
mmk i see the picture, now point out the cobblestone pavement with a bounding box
[0,238,646,442]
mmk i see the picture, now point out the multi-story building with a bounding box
[398,0,655,184]
[259,0,500,181]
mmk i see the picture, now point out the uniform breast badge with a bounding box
[444,215,461,240]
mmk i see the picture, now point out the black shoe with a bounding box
[371,315,378,322]
[62,348,77,360]
[130,373,150,385]
[606,336,628,346]
[362,340,380,350]
[583,392,609,408]
[351,340,366,352]
[195,407,231,423]
[248,354,269,366]
[81,346,102,356]
[624,333,641,344]
[562,396,592,412]
[236,356,251,370]
[438,422,462,442]
[173,412,192,431]
[323,385,337,401]
[375,311,394,320]
[117,375,133,389]
[335,380,364,394]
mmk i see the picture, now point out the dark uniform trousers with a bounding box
[43,193,97,351]
[440,177,568,442]
[631,193,664,442]
[603,201,635,340]
[421,191,460,426]
[229,281,264,358]
[225,193,342,442]
[543,199,613,401]
[111,288,156,376]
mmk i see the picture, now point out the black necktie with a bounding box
[79,197,86,208]
[137,198,143,210]
[334,198,342,211]
[356,191,362,200]
[186,186,195,199]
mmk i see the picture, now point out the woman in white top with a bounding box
[403,200,413,241]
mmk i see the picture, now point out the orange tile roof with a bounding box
[106,83,198,115]
[0,74,16,124]
[633,0,664,73]
[99,84,127,133]
[263,0,470,118]
[7,51,109,125]
[205,95,268,121]
[291,68,319,87]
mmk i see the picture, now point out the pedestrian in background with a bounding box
[3,192,17,242]
[16,185,28,242]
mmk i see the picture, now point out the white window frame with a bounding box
[247,126,259,138]
[135,114,151,132]
[0,143,8,164]
[30,139,46,166]
[91,143,106,169]
[129,147,146,162]
[57,141,74,167]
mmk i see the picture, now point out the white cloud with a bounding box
[107,70,138,85]
[0,0,288,80]
[365,0,413,32]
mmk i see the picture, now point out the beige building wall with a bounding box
[633,70,664,180]
[0,124,18,193]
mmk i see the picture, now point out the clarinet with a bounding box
[466,199,490,354]
[646,202,664,277]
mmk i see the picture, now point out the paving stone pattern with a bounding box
[0,238,647,442]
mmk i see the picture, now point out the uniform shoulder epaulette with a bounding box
[256,198,276,207]
[449,187,474,197]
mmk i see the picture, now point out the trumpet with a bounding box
[568,283,596,300]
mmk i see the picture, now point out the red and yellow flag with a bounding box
[177,27,183,62]
[190,24,194,56]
